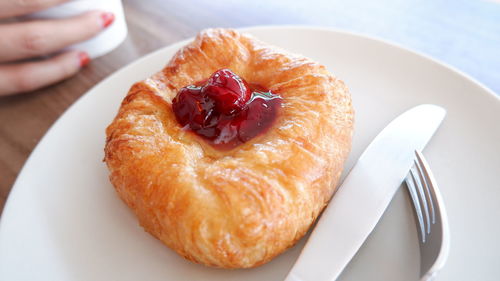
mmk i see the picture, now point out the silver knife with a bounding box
[285,104,446,281]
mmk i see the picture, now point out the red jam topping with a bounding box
[172,69,282,149]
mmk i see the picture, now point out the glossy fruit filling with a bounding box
[172,69,282,149]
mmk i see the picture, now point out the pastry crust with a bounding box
[104,28,354,268]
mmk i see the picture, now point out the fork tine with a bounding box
[410,165,432,236]
[405,172,426,243]
[415,151,436,225]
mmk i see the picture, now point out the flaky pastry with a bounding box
[104,28,354,268]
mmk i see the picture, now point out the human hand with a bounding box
[0,0,115,96]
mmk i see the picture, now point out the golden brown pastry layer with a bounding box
[104,28,354,268]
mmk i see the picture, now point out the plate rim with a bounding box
[241,25,499,101]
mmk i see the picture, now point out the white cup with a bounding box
[23,0,128,59]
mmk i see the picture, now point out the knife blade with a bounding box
[285,104,446,281]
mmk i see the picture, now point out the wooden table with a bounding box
[1,0,499,214]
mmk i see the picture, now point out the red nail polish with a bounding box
[78,52,90,67]
[101,12,115,28]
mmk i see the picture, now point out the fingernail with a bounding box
[78,52,90,67]
[101,12,115,28]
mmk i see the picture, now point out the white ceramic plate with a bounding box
[1,26,499,281]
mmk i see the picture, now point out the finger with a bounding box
[0,0,69,19]
[0,50,90,96]
[0,10,114,62]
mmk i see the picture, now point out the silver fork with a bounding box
[405,151,450,281]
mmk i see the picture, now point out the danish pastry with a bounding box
[104,28,354,268]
